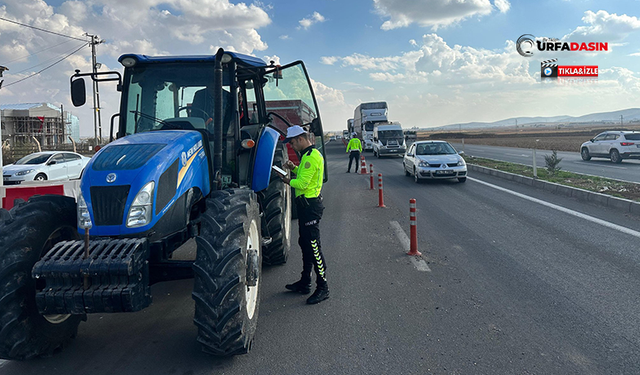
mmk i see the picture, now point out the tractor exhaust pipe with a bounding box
[213,48,225,189]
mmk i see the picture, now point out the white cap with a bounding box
[283,125,307,143]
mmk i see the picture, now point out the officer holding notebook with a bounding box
[278,125,329,305]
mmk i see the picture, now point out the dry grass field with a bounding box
[419,123,640,152]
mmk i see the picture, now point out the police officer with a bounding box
[345,132,362,173]
[280,125,329,304]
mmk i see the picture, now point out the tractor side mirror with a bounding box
[71,78,86,107]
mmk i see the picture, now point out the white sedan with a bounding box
[403,141,467,183]
[2,151,91,185]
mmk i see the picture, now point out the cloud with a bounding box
[326,53,404,71]
[564,10,640,42]
[494,0,510,13]
[373,0,496,30]
[279,35,290,40]
[263,54,280,66]
[326,35,533,86]
[320,56,338,65]
[298,11,325,30]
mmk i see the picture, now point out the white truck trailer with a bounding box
[353,102,387,151]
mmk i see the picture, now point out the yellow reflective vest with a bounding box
[290,146,324,198]
[346,138,362,153]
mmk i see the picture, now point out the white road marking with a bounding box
[390,221,431,272]
[390,221,411,251]
[469,177,640,239]
[410,257,432,272]
[0,360,6,368]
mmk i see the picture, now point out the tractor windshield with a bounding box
[121,63,231,136]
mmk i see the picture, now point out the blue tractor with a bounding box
[0,49,327,359]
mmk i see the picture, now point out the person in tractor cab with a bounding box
[280,125,329,305]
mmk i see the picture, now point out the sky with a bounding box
[1,0,640,136]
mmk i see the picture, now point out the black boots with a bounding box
[306,286,329,305]
[285,281,330,304]
[285,280,311,294]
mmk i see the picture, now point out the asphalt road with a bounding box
[3,141,640,374]
[450,142,640,183]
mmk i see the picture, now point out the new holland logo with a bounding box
[181,152,187,167]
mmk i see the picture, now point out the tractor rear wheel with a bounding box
[261,144,291,265]
[192,189,262,356]
[0,195,83,360]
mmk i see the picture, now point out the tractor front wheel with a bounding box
[192,189,262,356]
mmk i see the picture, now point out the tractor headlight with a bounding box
[77,193,93,229]
[15,169,35,176]
[127,181,155,228]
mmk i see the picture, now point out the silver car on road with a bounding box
[2,151,91,185]
[403,141,467,183]
[580,130,640,163]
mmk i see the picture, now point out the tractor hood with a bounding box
[80,130,210,237]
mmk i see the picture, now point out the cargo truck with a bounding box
[373,123,406,157]
[353,102,387,151]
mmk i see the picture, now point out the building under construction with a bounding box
[0,103,80,149]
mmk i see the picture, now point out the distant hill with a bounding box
[427,108,640,131]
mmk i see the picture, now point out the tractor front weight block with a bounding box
[32,238,151,314]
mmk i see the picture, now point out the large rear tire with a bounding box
[261,145,291,265]
[0,195,83,360]
[192,189,262,356]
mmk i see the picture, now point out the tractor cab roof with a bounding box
[118,52,267,69]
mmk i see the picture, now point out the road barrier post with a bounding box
[533,148,538,178]
[407,199,421,256]
[369,164,374,190]
[378,173,385,208]
[360,155,367,174]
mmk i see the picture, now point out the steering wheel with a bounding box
[267,111,293,136]
[177,106,211,121]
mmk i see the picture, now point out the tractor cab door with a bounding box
[261,62,328,182]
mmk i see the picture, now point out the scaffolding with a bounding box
[7,115,66,147]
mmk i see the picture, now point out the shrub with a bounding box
[544,150,563,176]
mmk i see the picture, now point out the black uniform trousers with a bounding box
[348,151,360,172]
[296,196,327,288]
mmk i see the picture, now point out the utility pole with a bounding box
[621,115,623,127]
[86,33,104,146]
[515,118,518,129]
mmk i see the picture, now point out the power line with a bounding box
[0,16,87,42]
[0,39,76,66]
[3,43,88,88]
[11,41,88,75]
